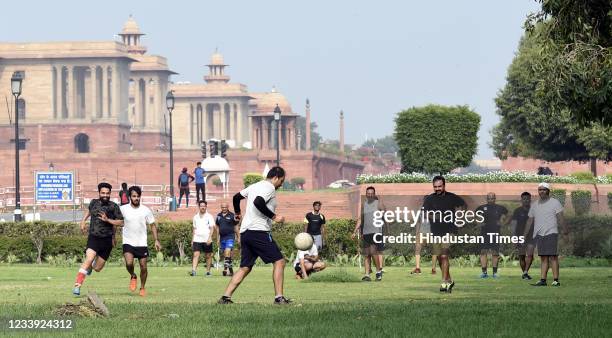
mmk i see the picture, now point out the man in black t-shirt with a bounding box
[475,193,508,278]
[73,182,124,296]
[506,192,534,280]
[216,202,239,276]
[422,176,466,293]
[304,201,326,251]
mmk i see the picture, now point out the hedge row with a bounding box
[356,171,612,184]
[0,216,610,263]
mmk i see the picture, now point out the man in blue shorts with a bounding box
[216,202,239,277]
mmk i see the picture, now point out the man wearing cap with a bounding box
[304,201,326,251]
[525,182,565,287]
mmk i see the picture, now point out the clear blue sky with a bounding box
[1,0,541,158]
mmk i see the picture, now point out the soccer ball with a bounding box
[294,232,314,250]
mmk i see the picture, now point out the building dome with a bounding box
[254,88,293,114]
[209,51,225,65]
[120,16,143,35]
[201,156,230,172]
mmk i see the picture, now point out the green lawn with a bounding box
[0,264,611,337]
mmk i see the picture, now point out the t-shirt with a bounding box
[88,199,123,238]
[422,192,466,236]
[512,206,532,238]
[216,212,237,240]
[528,198,563,237]
[362,199,382,235]
[192,212,215,242]
[304,212,326,235]
[178,173,192,187]
[475,203,508,235]
[239,180,277,233]
[120,204,155,247]
[119,190,129,205]
[194,167,205,184]
[293,244,318,266]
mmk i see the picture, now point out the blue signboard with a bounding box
[35,171,74,202]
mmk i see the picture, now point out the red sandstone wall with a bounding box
[502,156,611,175]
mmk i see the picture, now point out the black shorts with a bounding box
[361,233,384,252]
[240,230,284,268]
[480,233,500,254]
[192,242,213,253]
[86,235,113,261]
[122,244,149,259]
[294,262,313,276]
[536,234,558,256]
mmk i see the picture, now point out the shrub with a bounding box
[290,177,306,190]
[569,171,595,182]
[212,177,223,187]
[243,173,263,188]
[551,188,567,206]
[571,190,592,216]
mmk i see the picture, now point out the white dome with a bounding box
[201,156,230,171]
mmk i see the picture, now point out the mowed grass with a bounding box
[0,264,611,337]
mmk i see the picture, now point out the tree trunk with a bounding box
[176,239,185,261]
[34,238,43,264]
[590,158,597,177]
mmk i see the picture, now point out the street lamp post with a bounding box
[274,104,281,167]
[11,71,23,222]
[166,91,176,211]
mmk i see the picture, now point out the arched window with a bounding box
[17,98,25,120]
[74,133,90,153]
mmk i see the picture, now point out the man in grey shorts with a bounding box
[525,182,565,287]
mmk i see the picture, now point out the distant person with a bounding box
[422,176,466,293]
[507,192,535,280]
[304,201,326,251]
[190,200,215,276]
[475,193,508,278]
[72,183,123,296]
[216,202,239,277]
[177,168,195,208]
[352,186,385,282]
[194,162,206,203]
[294,238,326,279]
[120,186,161,297]
[119,182,130,206]
[527,183,565,287]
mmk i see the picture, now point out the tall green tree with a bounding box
[491,24,612,168]
[394,105,480,174]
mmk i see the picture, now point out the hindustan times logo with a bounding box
[372,207,485,228]
[371,233,526,244]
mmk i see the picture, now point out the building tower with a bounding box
[204,49,230,84]
[305,99,311,150]
[118,15,147,55]
[339,110,345,154]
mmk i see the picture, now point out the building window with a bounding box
[17,98,26,120]
[74,133,90,153]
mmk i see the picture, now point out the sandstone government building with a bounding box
[0,16,363,205]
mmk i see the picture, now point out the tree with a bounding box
[525,0,612,126]
[394,105,480,174]
[295,117,322,150]
[362,135,399,155]
[491,25,612,169]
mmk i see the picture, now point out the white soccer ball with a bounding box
[294,232,314,250]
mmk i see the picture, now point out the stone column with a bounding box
[67,66,75,118]
[221,103,227,140]
[229,104,236,141]
[262,118,269,150]
[236,104,242,145]
[215,104,221,139]
[277,119,283,150]
[305,99,311,151]
[55,66,62,119]
[251,117,257,149]
[89,66,97,120]
[102,66,109,118]
[134,77,141,126]
[112,66,120,119]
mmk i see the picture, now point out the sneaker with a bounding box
[189,270,196,277]
[222,270,227,277]
[410,268,422,275]
[492,273,499,279]
[447,281,455,293]
[206,271,211,277]
[439,282,448,292]
[375,271,383,281]
[551,280,561,287]
[139,288,146,297]
[431,269,437,275]
[129,276,137,292]
[532,280,547,286]
[72,285,81,296]
[480,272,489,279]
[274,296,292,305]
[362,275,372,282]
[521,273,532,280]
[217,296,233,304]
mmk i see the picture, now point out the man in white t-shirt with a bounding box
[294,239,326,280]
[525,182,565,287]
[218,166,289,305]
[190,200,216,277]
[120,186,161,297]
